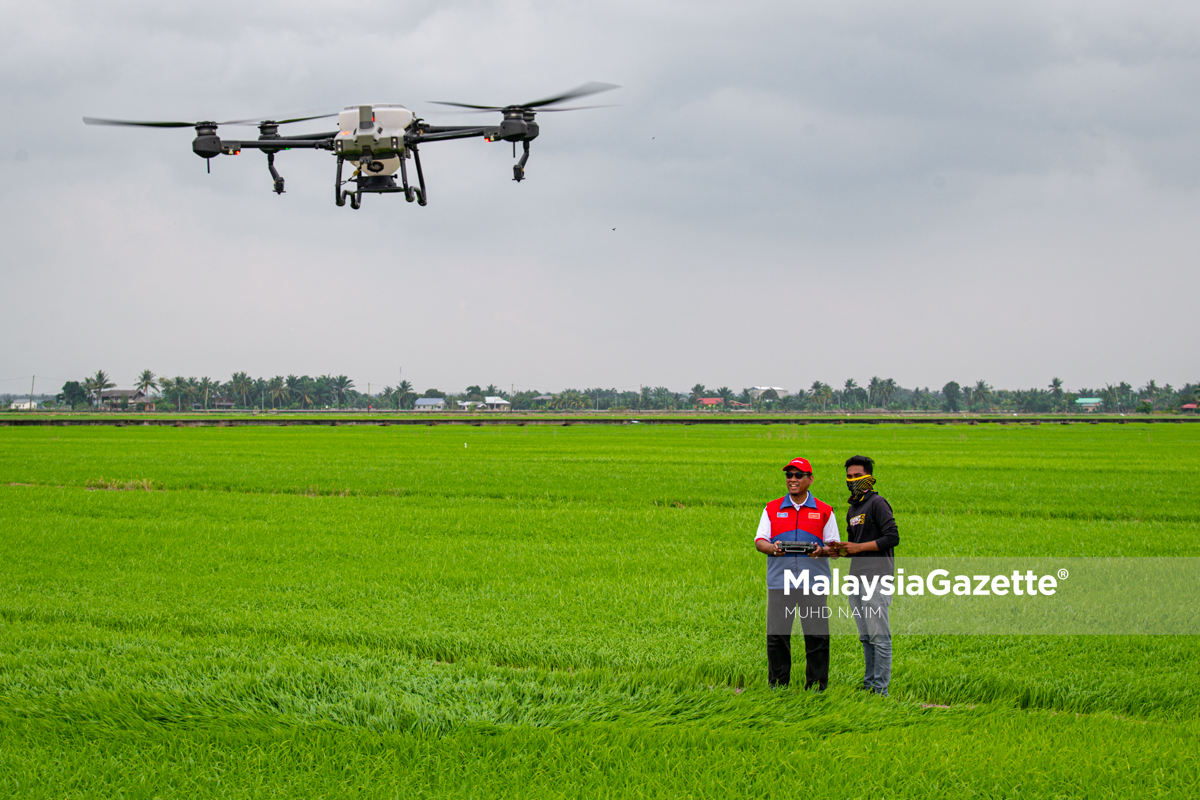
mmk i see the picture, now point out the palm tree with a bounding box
[268,376,288,409]
[85,370,115,408]
[397,379,414,409]
[331,375,355,409]
[136,370,158,397]
[1140,380,1159,411]
[551,390,589,410]
[1049,377,1064,411]
[689,384,707,404]
[197,377,216,410]
[229,372,253,408]
[156,377,175,410]
[295,377,318,409]
[974,380,993,412]
[880,378,898,408]
[170,376,189,411]
[184,378,200,409]
[867,376,882,407]
[253,377,268,410]
[1101,384,1119,412]
[1118,382,1134,412]
[716,386,733,407]
[810,381,832,411]
[843,379,858,410]
[284,375,301,408]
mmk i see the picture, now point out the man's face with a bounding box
[785,470,813,496]
[846,465,867,479]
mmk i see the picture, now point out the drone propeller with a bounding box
[434,104,616,115]
[82,113,336,128]
[429,81,619,112]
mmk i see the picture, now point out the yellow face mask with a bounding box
[846,474,876,500]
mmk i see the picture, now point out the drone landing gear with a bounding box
[266,152,285,195]
[335,155,361,209]
[334,150,428,209]
[397,146,428,206]
[513,140,530,182]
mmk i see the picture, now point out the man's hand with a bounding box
[831,541,876,556]
[755,539,784,556]
[820,544,842,559]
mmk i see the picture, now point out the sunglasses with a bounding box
[784,471,812,480]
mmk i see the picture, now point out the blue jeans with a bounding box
[847,589,892,695]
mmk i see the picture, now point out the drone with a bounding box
[83,82,617,209]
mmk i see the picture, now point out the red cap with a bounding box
[783,457,813,474]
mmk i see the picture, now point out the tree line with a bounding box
[31,371,1200,414]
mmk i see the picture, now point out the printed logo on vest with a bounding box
[849,513,865,526]
[776,512,789,518]
[808,512,822,519]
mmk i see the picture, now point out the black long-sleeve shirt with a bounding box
[845,492,899,576]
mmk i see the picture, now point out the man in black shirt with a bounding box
[830,455,899,696]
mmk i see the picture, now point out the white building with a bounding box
[10,400,38,410]
[749,386,789,400]
[414,398,446,411]
[482,396,511,411]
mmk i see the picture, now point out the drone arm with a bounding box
[277,130,338,141]
[222,138,334,150]
[405,127,497,144]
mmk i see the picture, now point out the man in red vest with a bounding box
[754,456,842,689]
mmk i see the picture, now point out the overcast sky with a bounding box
[2,0,1197,396]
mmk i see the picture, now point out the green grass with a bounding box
[1,424,1198,797]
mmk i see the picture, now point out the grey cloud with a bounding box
[1,1,1197,393]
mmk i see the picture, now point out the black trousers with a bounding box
[767,589,830,689]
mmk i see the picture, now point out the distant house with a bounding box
[697,397,724,408]
[1183,404,1198,413]
[10,400,38,410]
[414,398,446,411]
[482,396,511,411]
[99,389,155,411]
[1075,398,1103,412]
[532,394,554,404]
[749,386,789,400]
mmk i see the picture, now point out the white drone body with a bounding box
[334,104,416,177]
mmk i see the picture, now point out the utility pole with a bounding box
[28,375,35,411]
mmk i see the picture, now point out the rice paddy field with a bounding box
[1,422,1197,798]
